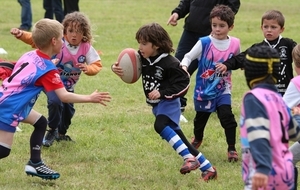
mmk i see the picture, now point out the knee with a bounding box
[0,145,11,159]
[154,120,165,134]
[218,109,237,128]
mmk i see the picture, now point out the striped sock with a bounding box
[196,152,212,172]
[160,126,193,160]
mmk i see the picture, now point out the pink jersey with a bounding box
[241,87,294,190]
[55,42,90,90]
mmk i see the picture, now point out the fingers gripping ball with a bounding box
[117,48,142,84]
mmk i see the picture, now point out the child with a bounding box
[180,4,240,161]
[1,18,111,180]
[217,9,297,96]
[11,11,102,147]
[111,22,217,181]
[283,44,300,189]
[240,45,300,190]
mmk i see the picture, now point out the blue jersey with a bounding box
[0,50,56,129]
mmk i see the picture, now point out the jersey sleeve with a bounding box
[35,70,64,92]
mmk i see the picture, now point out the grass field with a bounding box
[1,0,300,189]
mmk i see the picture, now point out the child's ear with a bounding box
[51,37,56,45]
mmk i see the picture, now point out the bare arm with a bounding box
[54,88,111,106]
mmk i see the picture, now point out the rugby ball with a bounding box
[117,48,142,84]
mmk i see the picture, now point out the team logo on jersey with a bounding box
[78,55,86,63]
[200,69,215,79]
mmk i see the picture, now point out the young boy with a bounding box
[112,22,217,181]
[217,9,297,96]
[180,4,240,161]
[240,45,300,190]
[0,18,111,180]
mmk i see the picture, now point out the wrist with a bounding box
[16,31,23,38]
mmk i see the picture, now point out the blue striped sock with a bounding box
[196,152,212,172]
[160,126,192,160]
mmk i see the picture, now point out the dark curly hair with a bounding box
[63,11,93,43]
[135,22,174,54]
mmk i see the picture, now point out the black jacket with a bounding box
[223,37,297,95]
[140,52,190,106]
[172,0,240,35]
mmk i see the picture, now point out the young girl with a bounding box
[1,18,111,180]
[111,22,217,181]
[241,45,300,190]
[11,11,102,146]
[180,4,240,162]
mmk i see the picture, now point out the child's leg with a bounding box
[46,91,63,131]
[0,130,13,159]
[176,130,212,170]
[217,104,238,162]
[43,91,63,146]
[23,111,60,180]
[289,141,300,165]
[192,111,211,148]
[58,102,75,136]
[176,129,217,181]
[29,115,47,162]
[217,105,237,151]
[154,115,200,174]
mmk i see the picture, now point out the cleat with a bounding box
[43,129,58,147]
[180,157,200,174]
[25,160,60,180]
[191,137,202,149]
[56,134,74,142]
[201,166,217,182]
[228,151,238,162]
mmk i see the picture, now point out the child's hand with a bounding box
[77,63,87,73]
[10,28,23,38]
[111,62,124,77]
[215,63,227,74]
[181,65,188,72]
[148,90,161,100]
[251,172,268,190]
[51,58,60,65]
[90,90,111,106]
[292,107,300,115]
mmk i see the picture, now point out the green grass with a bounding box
[1,0,300,189]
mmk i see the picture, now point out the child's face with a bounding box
[138,40,158,58]
[211,17,233,40]
[53,32,63,55]
[65,22,84,46]
[261,19,284,41]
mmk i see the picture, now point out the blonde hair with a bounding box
[292,44,300,68]
[32,18,63,49]
[63,11,93,43]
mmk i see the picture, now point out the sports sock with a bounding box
[30,115,47,163]
[160,126,193,160]
[0,144,11,159]
[195,152,212,172]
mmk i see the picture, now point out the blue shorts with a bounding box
[194,94,232,112]
[0,121,16,133]
[152,98,181,131]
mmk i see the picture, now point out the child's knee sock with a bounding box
[30,115,47,163]
[195,152,213,172]
[0,143,11,159]
[160,126,193,160]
